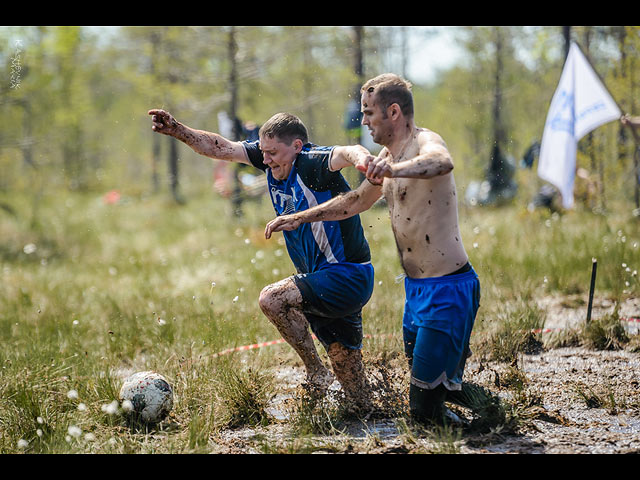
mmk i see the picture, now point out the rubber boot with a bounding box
[409,383,448,426]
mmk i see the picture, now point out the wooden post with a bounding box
[586,258,597,323]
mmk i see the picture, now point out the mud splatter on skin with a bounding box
[259,280,371,408]
[149,108,237,160]
[327,343,373,412]
[259,282,330,388]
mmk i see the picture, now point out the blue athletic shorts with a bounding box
[402,266,480,391]
[292,262,374,350]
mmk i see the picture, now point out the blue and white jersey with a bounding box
[243,141,371,274]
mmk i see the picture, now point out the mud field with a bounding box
[209,297,640,454]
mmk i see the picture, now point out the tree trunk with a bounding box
[150,31,161,193]
[228,26,244,217]
[352,26,364,146]
[168,136,184,204]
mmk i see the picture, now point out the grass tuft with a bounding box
[473,299,547,363]
[214,361,275,429]
[580,306,629,351]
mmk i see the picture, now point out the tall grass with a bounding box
[1,185,640,452]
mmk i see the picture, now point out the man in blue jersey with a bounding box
[265,74,482,426]
[148,109,377,410]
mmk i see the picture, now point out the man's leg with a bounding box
[409,383,448,424]
[404,271,480,426]
[408,327,461,426]
[258,278,334,391]
[403,326,417,368]
[404,327,450,424]
[326,342,372,412]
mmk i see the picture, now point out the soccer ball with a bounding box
[119,371,173,425]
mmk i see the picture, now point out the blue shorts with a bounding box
[402,266,480,391]
[292,262,374,350]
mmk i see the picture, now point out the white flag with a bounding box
[538,42,621,209]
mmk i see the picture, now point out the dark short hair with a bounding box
[259,112,308,145]
[361,73,414,118]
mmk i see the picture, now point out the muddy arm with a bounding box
[361,131,453,181]
[264,180,382,239]
[389,142,454,179]
[148,109,250,165]
[329,144,376,172]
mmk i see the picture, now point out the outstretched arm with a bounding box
[265,179,383,239]
[329,144,377,172]
[148,109,250,165]
[358,130,453,182]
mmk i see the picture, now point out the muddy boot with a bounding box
[409,383,448,426]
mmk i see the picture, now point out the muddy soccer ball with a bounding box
[119,371,173,424]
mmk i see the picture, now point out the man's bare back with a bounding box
[380,128,469,278]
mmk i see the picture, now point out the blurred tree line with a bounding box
[0,26,638,210]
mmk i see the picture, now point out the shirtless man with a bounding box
[148,109,376,411]
[265,74,481,425]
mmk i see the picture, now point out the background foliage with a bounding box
[1,26,638,204]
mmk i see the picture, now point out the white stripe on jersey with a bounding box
[296,174,338,264]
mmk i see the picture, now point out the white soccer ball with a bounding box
[119,371,173,425]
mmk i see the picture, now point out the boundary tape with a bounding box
[211,333,393,358]
[210,318,639,359]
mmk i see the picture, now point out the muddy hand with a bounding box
[265,215,302,239]
[356,157,384,185]
[367,157,393,182]
[148,109,180,136]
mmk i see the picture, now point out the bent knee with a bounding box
[258,281,297,316]
[258,285,277,315]
[259,277,303,316]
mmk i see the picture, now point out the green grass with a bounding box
[580,306,629,350]
[473,297,547,363]
[1,185,640,452]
